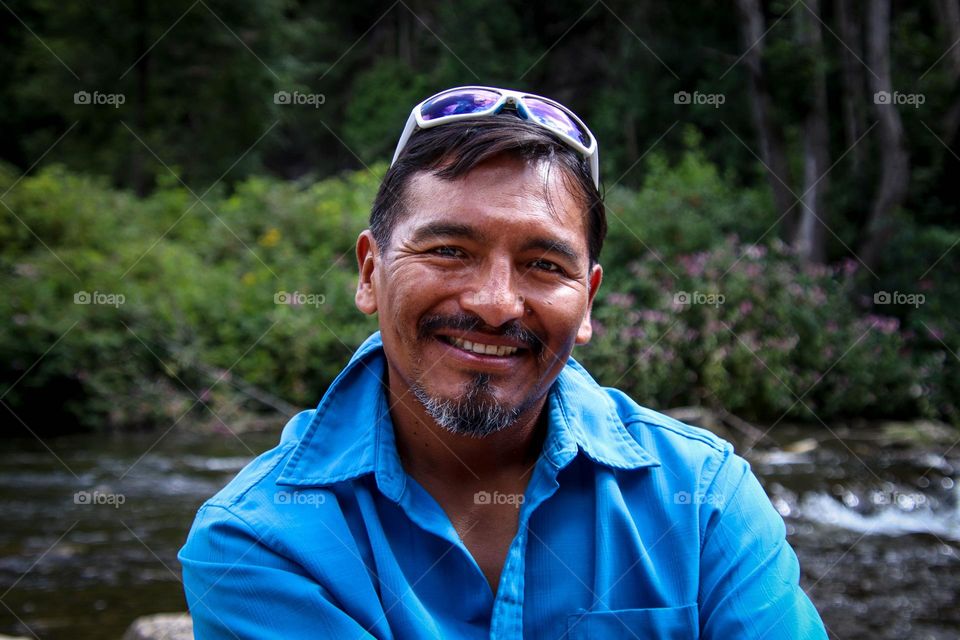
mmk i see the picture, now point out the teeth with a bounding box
[447,337,518,357]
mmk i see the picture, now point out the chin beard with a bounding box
[411,373,524,438]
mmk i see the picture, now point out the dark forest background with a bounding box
[1,0,958,434]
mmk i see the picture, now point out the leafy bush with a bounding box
[1,154,956,434]
[1,163,378,432]
[583,236,956,423]
[600,131,776,287]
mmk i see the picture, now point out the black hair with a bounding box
[369,116,606,266]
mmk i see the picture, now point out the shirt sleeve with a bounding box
[697,448,829,639]
[178,503,385,640]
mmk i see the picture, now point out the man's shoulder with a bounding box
[565,356,733,463]
[198,410,314,514]
[609,386,735,478]
[606,386,731,455]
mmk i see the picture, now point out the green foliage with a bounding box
[578,146,958,425]
[1,150,957,432]
[583,235,954,423]
[0,163,378,431]
[601,130,775,284]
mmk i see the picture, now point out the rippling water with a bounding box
[1,424,958,639]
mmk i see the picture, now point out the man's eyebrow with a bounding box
[520,236,583,267]
[408,222,487,245]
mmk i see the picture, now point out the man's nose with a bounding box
[459,260,526,328]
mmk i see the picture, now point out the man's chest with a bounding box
[447,502,523,594]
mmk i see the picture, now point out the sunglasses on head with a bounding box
[390,85,600,190]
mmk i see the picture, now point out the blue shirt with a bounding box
[179,331,827,639]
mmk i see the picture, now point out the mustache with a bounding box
[417,313,545,356]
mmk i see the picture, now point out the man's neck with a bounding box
[386,374,548,486]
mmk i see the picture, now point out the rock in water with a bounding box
[122,613,193,640]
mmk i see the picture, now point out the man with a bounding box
[179,86,828,639]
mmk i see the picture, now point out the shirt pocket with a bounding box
[566,604,699,639]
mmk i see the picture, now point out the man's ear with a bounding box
[575,263,603,345]
[355,230,379,315]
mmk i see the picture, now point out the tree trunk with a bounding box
[835,0,866,177]
[794,0,831,263]
[860,0,910,272]
[934,0,960,145]
[131,0,150,196]
[398,2,413,66]
[734,0,797,239]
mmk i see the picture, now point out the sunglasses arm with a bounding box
[391,110,420,166]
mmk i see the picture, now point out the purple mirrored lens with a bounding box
[420,89,501,121]
[524,98,591,147]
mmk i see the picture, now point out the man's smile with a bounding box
[431,332,531,372]
[439,335,520,357]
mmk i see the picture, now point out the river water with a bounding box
[1,422,958,639]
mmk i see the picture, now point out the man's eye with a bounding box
[531,259,562,273]
[431,246,464,258]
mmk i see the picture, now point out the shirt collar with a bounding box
[276,332,659,493]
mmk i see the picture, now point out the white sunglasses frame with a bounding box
[390,85,600,190]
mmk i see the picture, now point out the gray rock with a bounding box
[122,613,193,640]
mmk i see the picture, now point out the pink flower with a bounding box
[641,310,670,324]
[865,314,899,335]
[592,319,606,337]
[606,293,636,308]
[679,252,709,277]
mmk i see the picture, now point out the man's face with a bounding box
[355,155,602,436]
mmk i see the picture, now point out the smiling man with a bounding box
[179,86,828,639]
